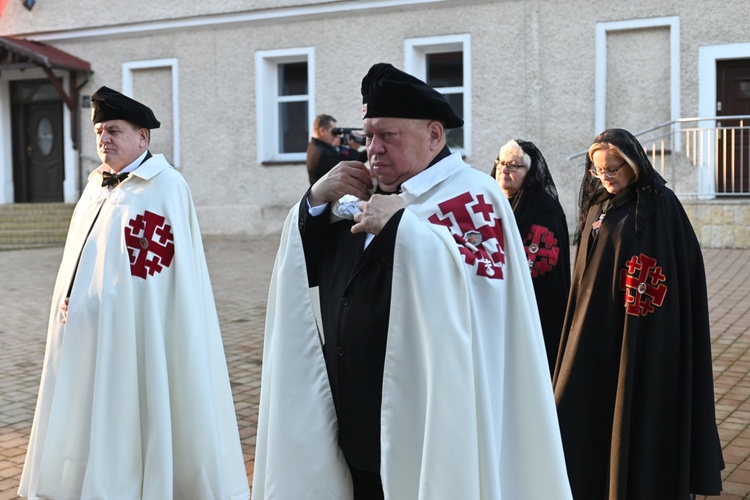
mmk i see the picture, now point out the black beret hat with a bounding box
[90,86,161,129]
[361,63,463,129]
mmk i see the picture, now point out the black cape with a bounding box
[491,139,570,375]
[511,190,570,374]
[553,184,724,499]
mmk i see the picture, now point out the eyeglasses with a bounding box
[588,161,626,179]
[496,160,526,172]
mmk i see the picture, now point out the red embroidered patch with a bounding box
[427,192,505,279]
[124,210,175,279]
[524,224,559,277]
[619,253,668,316]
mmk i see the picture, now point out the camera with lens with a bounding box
[332,127,366,146]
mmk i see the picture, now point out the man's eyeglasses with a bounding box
[589,161,626,179]
[496,160,526,172]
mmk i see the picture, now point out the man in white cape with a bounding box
[18,87,249,500]
[252,63,571,499]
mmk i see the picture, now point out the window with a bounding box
[405,34,471,156]
[256,48,315,163]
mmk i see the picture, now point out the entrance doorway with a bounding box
[716,59,750,195]
[11,80,65,202]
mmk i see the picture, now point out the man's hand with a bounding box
[351,194,405,235]
[60,297,69,323]
[309,161,373,207]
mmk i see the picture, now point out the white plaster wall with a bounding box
[0,0,322,34]
[606,27,671,133]
[1,0,748,236]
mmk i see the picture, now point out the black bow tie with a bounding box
[101,171,129,187]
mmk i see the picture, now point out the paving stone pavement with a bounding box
[0,238,748,499]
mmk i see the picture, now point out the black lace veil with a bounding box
[490,139,562,234]
[575,128,667,243]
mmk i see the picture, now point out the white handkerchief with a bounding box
[330,178,379,220]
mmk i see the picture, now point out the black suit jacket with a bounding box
[298,193,403,473]
[306,138,367,185]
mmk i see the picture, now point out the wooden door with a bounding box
[716,59,750,195]
[12,100,64,202]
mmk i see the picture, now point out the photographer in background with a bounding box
[306,113,367,184]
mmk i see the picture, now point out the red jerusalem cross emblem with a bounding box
[427,192,505,279]
[524,224,559,277]
[619,253,668,316]
[124,210,175,279]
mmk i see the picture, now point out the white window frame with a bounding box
[255,47,315,163]
[404,34,471,157]
[122,58,180,168]
[697,41,750,199]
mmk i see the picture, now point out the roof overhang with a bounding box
[0,36,92,149]
[0,35,91,73]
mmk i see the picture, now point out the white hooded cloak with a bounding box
[253,153,571,499]
[19,154,250,500]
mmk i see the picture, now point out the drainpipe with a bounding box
[75,72,90,201]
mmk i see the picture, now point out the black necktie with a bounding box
[101,171,129,187]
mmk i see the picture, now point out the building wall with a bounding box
[0,0,328,32]
[1,0,748,240]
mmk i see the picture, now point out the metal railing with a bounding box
[568,116,750,198]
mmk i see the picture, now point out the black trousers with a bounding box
[349,466,384,500]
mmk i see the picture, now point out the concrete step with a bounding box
[0,203,75,251]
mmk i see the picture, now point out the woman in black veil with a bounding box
[553,128,724,499]
[491,139,570,375]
